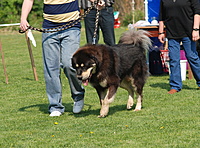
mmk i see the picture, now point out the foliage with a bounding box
[0,0,145,29]
[0,27,200,147]
[121,10,144,26]
[0,0,22,24]
[0,0,43,28]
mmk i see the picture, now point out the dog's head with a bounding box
[72,48,97,86]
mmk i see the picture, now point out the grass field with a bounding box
[0,26,200,147]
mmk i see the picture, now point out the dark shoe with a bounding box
[168,89,178,94]
[197,87,200,90]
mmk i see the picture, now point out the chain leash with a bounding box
[92,9,100,45]
[19,2,97,34]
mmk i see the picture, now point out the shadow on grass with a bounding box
[149,82,194,90]
[19,103,48,114]
[18,102,130,117]
[149,82,169,90]
[71,103,133,118]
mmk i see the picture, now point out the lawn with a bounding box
[0,26,199,148]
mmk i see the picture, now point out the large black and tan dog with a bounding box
[72,30,151,117]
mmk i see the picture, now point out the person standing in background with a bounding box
[158,0,200,94]
[20,0,85,116]
[79,0,115,45]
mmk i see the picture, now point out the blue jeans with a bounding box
[168,37,200,91]
[42,27,85,113]
[84,7,115,45]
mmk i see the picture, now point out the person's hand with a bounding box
[96,0,105,10]
[192,30,199,41]
[20,19,29,31]
[89,0,105,10]
[158,33,165,44]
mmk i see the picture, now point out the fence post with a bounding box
[0,41,9,84]
[25,31,38,81]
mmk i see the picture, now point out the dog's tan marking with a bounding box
[75,64,79,67]
[99,79,107,87]
[98,89,116,118]
[127,95,134,110]
[81,67,93,80]
[134,95,142,111]
[81,63,84,67]
[91,63,96,74]
[120,77,136,110]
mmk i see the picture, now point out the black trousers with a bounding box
[84,7,115,46]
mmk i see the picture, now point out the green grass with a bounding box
[0,26,200,148]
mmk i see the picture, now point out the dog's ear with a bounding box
[71,57,76,68]
[90,55,99,67]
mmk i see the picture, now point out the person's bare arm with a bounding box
[192,14,200,41]
[20,0,34,31]
[158,21,165,44]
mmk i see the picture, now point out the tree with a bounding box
[114,0,144,26]
[0,0,43,28]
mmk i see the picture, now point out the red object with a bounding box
[114,18,120,28]
[160,50,169,73]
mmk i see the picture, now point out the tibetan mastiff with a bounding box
[72,30,151,117]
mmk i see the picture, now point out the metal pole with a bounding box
[144,0,148,22]
[132,0,135,24]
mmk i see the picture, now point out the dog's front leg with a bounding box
[96,88,107,105]
[98,85,117,118]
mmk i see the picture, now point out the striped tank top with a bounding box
[43,0,81,29]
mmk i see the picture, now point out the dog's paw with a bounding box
[98,114,107,118]
[127,105,133,110]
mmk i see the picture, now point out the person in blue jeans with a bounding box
[80,0,115,45]
[158,0,200,94]
[20,0,88,116]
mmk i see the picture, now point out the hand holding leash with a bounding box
[97,0,105,10]
[89,0,105,10]
[19,19,30,33]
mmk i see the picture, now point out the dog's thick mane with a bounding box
[72,30,151,117]
[118,29,152,51]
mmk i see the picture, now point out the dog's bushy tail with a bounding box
[118,29,152,51]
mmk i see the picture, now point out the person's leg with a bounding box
[99,7,115,46]
[60,28,85,113]
[42,32,65,114]
[84,9,100,44]
[168,39,182,92]
[182,37,200,87]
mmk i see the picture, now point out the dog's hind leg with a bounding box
[127,90,134,110]
[98,86,117,118]
[120,77,135,110]
[134,94,142,111]
[133,83,144,111]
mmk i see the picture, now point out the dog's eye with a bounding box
[75,64,79,67]
[81,63,84,67]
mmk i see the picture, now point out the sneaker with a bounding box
[49,111,62,117]
[73,99,84,113]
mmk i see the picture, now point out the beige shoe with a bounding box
[49,111,62,117]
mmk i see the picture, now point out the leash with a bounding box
[92,9,100,45]
[19,2,97,34]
